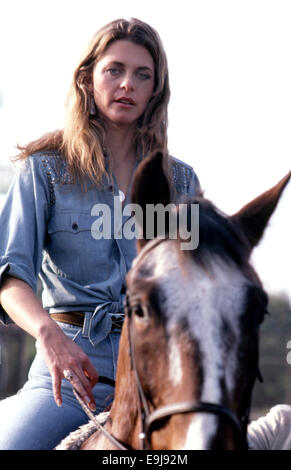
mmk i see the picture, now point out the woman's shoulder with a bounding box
[12,151,71,206]
[27,149,63,166]
[24,150,71,184]
[169,155,200,198]
[18,149,61,170]
[169,154,195,172]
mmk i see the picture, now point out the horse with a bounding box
[57,153,290,450]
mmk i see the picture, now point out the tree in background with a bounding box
[252,293,291,418]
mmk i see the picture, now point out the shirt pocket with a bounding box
[46,213,95,280]
[45,212,116,285]
[48,212,92,235]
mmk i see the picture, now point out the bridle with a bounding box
[124,294,250,450]
[73,301,251,450]
[76,238,255,450]
[122,237,251,450]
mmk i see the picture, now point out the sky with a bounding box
[0,0,290,300]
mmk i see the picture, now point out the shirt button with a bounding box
[72,223,78,230]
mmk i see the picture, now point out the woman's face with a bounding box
[91,40,155,128]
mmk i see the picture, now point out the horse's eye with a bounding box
[244,285,269,330]
[132,304,147,319]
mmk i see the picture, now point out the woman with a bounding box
[0,18,200,449]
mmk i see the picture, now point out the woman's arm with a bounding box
[0,276,98,410]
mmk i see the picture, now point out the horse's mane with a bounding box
[179,198,251,268]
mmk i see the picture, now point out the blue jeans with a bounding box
[0,322,120,450]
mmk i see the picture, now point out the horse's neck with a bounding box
[85,322,141,450]
[109,323,141,447]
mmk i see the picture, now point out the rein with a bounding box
[70,377,131,451]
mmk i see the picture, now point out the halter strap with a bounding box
[145,400,248,449]
[125,294,250,450]
[70,292,251,450]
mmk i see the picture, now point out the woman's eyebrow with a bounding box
[136,66,153,72]
[107,61,124,67]
[106,61,153,72]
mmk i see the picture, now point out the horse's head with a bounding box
[115,153,289,450]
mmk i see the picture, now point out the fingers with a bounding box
[52,366,96,410]
[84,360,99,388]
[44,335,99,411]
[77,356,99,410]
[60,356,99,411]
[52,368,63,407]
[65,365,97,411]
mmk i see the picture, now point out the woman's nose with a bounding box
[120,74,134,91]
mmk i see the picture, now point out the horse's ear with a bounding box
[232,171,290,250]
[131,151,171,249]
[132,151,171,207]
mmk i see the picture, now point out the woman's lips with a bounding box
[114,97,136,106]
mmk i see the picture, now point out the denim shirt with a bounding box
[0,151,200,345]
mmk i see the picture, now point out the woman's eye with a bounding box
[136,71,150,80]
[106,68,121,76]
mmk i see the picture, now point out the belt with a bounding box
[50,312,124,331]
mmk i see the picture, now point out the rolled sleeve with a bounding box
[0,156,50,324]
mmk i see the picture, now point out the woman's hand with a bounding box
[38,322,99,410]
[0,276,98,410]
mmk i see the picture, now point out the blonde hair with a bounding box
[16,18,170,187]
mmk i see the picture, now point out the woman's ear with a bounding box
[84,77,93,93]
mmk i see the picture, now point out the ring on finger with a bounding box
[63,369,74,381]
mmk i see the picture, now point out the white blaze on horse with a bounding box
[57,153,290,450]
